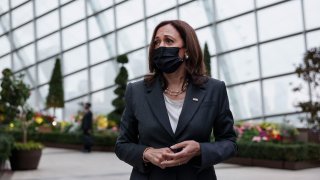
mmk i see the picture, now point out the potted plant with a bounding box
[0,68,43,170]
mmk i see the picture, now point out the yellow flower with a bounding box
[9,123,14,128]
[35,116,44,124]
[0,115,4,121]
[97,116,108,130]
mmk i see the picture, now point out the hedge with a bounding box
[7,131,118,147]
[237,141,320,162]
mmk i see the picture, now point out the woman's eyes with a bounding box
[154,38,174,46]
[165,39,173,44]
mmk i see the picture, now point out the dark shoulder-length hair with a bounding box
[144,20,208,88]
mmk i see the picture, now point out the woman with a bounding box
[115,20,237,180]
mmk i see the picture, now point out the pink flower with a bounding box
[252,136,261,142]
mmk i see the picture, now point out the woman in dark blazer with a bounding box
[115,20,237,180]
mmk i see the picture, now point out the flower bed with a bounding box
[225,121,320,169]
[224,141,320,170]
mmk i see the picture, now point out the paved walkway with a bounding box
[2,148,320,180]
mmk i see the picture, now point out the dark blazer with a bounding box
[81,110,93,133]
[115,77,237,180]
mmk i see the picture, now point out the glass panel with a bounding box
[125,48,147,80]
[146,10,177,43]
[12,22,34,48]
[0,0,9,13]
[117,22,145,55]
[179,0,214,29]
[38,84,49,109]
[35,0,58,16]
[258,0,303,41]
[216,0,254,20]
[62,21,86,50]
[217,13,256,52]
[307,30,320,49]
[88,8,114,40]
[263,75,309,115]
[219,47,259,85]
[27,89,37,108]
[0,55,11,79]
[19,66,36,88]
[89,35,116,65]
[146,0,175,16]
[37,11,59,38]
[115,0,125,3]
[38,58,55,85]
[0,13,10,35]
[11,0,28,8]
[64,70,88,100]
[38,32,60,60]
[64,96,89,121]
[12,2,32,28]
[87,0,113,15]
[13,44,35,71]
[256,0,285,8]
[63,45,87,75]
[61,0,85,27]
[60,0,73,5]
[116,0,143,28]
[91,60,117,91]
[304,0,320,30]
[210,56,218,78]
[196,26,216,55]
[261,35,305,77]
[228,82,262,120]
[91,88,116,115]
[0,35,10,56]
[178,0,192,3]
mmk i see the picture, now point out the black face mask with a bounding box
[153,47,183,73]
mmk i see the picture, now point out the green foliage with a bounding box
[0,69,30,123]
[115,67,128,86]
[13,142,43,151]
[0,68,34,143]
[237,142,320,161]
[108,55,129,124]
[117,54,129,64]
[46,58,64,110]
[7,130,118,147]
[203,42,211,77]
[293,47,320,130]
[0,133,14,161]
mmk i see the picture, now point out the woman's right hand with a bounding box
[143,147,174,169]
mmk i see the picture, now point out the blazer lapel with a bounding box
[175,83,206,138]
[145,79,175,138]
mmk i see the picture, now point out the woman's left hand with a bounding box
[160,140,201,168]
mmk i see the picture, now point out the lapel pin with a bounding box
[192,98,198,102]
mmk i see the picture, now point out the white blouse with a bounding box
[163,94,185,133]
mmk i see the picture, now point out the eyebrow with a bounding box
[154,35,175,40]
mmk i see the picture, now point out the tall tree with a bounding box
[203,42,211,77]
[46,58,64,116]
[108,54,129,125]
[293,47,320,130]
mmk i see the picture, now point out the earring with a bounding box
[185,53,189,59]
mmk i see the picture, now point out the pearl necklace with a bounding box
[164,80,188,96]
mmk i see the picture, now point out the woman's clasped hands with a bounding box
[143,140,201,169]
